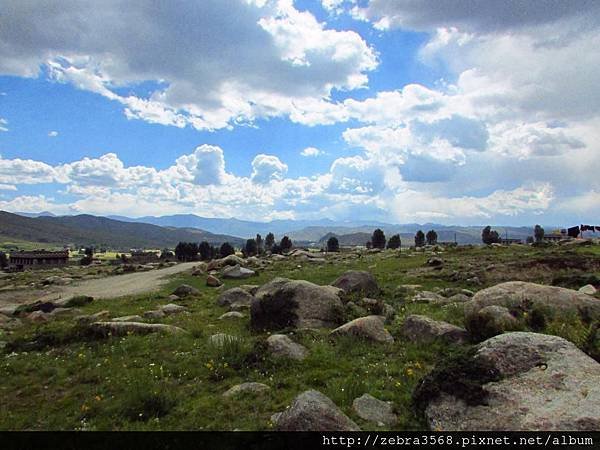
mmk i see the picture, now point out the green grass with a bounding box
[1,243,599,430]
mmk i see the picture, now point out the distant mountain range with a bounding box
[1,211,245,250]
[8,210,546,247]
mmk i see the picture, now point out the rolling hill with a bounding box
[0,211,244,250]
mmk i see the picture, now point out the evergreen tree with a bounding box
[220,242,235,258]
[534,225,545,243]
[414,230,425,247]
[426,229,438,245]
[371,228,386,249]
[482,226,501,244]
[244,239,258,256]
[256,234,263,254]
[265,233,275,252]
[199,241,212,261]
[280,236,293,252]
[327,236,340,252]
[387,234,401,249]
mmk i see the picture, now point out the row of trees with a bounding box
[173,233,294,261]
[482,224,546,244]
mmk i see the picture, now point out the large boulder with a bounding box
[88,321,186,337]
[401,315,469,344]
[415,332,600,431]
[266,334,308,360]
[465,281,600,339]
[221,264,255,279]
[251,278,344,330]
[216,287,254,307]
[220,254,246,267]
[273,390,360,431]
[330,315,394,343]
[331,271,379,297]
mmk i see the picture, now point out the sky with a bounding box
[0,0,599,226]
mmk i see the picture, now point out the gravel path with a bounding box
[37,262,198,302]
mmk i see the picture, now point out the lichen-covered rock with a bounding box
[216,287,254,307]
[331,315,393,343]
[251,278,344,330]
[415,332,600,431]
[401,315,469,344]
[160,303,187,315]
[266,334,308,360]
[331,271,379,296]
[352,394,397,426]
[274,390,360,431]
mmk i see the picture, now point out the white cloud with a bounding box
[300,147,324,157]
[0,118,8,132]
[48,130,58,137]
[0,0,377,130]
[251,154,288,184]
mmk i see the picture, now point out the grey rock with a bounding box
[579,284,597,295]
[331,315,394,343]
[160,303,187,315]
[223,382,270,398]
[89,321,186,336]
[222,264,256,279]
[143,309,166,320]
[219,311,245,320]
[216,287,254,307]
[401,315,469,344]
[206,275,222,287]
[208,333,240,347]
[274,390,360,431]
[251,278,344,330]
[331,271,379,296]
[172,284,200,297]
[352,394,397,426]
[112,315,143,322]
[266,334,308,360]
[422,332,600,431]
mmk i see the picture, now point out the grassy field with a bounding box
[0,243,599,430]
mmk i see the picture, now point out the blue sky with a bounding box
[0,0,599,226]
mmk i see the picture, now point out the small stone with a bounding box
[579,284,597,295]
[266,334,308,360]
[219,311,245,320]
[160,303,187,315]
[223,382,270,398]
[352,394,397,426]
[206,275,222,287]
[172,284,200,297]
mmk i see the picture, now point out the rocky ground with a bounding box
[0,242,599,430]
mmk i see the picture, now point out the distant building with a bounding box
[9,250,69,271]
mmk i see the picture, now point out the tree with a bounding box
[220,242,235,258]
[175,242,199,261]
[256,234,263,255]
[371,228,386,249]
[534,225,545,243]
[265,233,275,252]
[327,236,340,252]
[271,243,282,254]
[387,234,401,249]
[280,236,293,252]
[482,226,501,244]
[0,251,8,269]
[199,241,211,261]
[414,230,425,247]
[81,246,94,265]
[526,236,534,244]
[426,229,438,245]
[366,241,372,249]
[244,239,258,257]
[84,247,94,257]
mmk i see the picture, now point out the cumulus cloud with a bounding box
[300,147,324,157]
[251,154,288,184]
[0,0,377,130]
[0,118,8,132]
[48,130,58,137]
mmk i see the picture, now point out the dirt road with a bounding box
[37,262,198,302]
